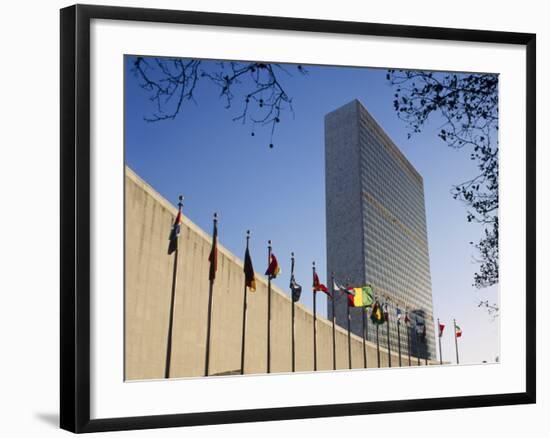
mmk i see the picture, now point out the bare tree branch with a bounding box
[387,69,499,301]
[131,57,307,147]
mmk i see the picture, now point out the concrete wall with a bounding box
[125,167,434,380]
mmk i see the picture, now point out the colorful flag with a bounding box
[290,275,302,302]
[333,279,354,306]
[208,219,218,281]
[347,285,374,307]
[455,324,462,338]
[333,280,349,294]
[438,322,445,337]
[167,209,183,255]
[404,312,410,326]
[265,253,281,278]
[313,272,331,296]
[383,303,389,321]
[370,301,385,324]
[396,308,402,324]
[243,246,256,291]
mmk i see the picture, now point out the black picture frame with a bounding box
[60,4,536,433]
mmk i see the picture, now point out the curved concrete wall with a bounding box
[125,167,433,380]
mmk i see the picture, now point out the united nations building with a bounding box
[325,99,436,361]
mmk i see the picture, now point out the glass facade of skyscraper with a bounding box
[325,99,436,361]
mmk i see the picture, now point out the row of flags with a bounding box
[186,212,465,339]
[166,208,464,374]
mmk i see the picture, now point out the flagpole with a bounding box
[374,298,380,368]
[239,230,251,375]
[362,306,367,368]
[365,307,369,368]
[405,308,411,366]
[407,318,412,367]
[347,295,352,369]
[312,261,318,372]
[416,320,421,366]
[397,311,402,367]
[424,315,429,365]
[376,322,380,368]
[344,278,352,369]
[331,272,336,371]
[454,318,460,364]
[291,252,296,373]
[267,240,272,374]
[165,195,183,379]
[204,212,217,377]
[438,318,443,365]
[386,303,392,368]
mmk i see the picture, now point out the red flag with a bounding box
[346,291,355,307]
[313,272,331,296]
[265,253,280,278]
[438,322,445,337]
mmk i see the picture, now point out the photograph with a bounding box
[0,0,540,434]
[124,55,500,380]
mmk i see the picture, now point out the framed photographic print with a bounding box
[60,4,536,433]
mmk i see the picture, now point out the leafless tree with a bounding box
[132,56,307,147]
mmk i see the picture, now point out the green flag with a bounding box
[348,285,374,307]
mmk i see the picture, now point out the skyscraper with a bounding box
[325,99,436,361]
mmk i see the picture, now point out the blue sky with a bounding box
[125,56,499,365]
